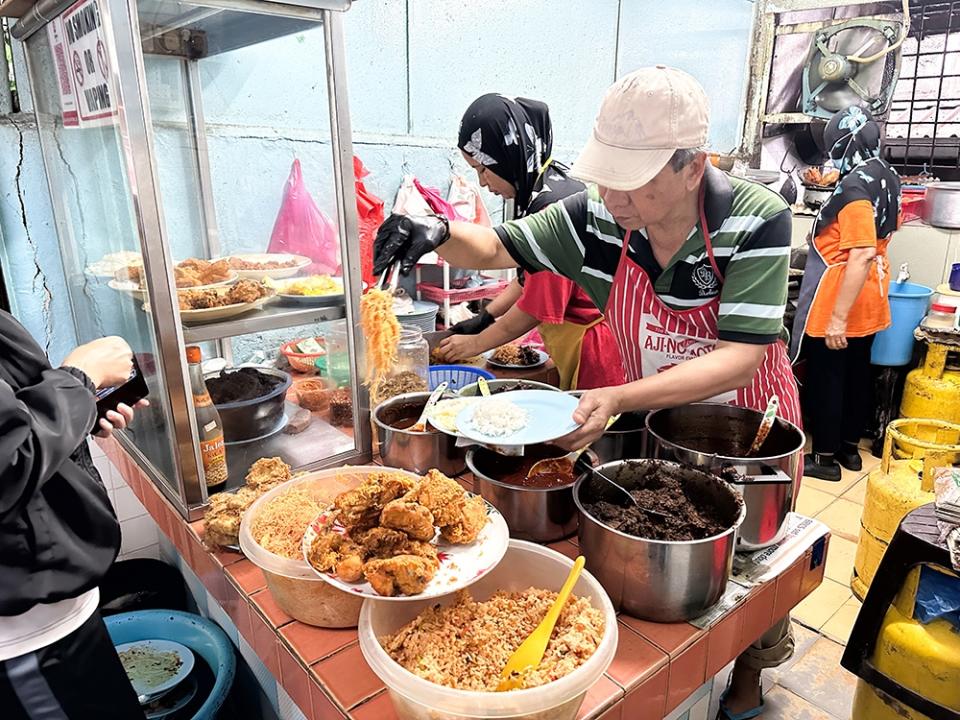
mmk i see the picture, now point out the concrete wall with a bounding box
[0,0,756,361]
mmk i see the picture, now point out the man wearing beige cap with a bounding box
[374,66,800,717]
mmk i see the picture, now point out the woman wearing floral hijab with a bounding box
[438,94,624,390]
[791,106,901,481]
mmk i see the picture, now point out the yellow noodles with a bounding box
[360,288,401,391]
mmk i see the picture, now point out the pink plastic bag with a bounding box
[413,178,466,222]
[447,175,492,226]
[268,159,340,275]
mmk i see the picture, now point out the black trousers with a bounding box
[0,610,144,719]
[803,334,875,455]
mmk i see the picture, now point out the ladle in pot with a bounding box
[574,454,669,520]
[409,381,448,432]
[748,395,779,455]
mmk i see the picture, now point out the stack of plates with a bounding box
[937,502,960,525]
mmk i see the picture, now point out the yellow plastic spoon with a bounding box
[496,555,586,692]
[477,377,491,397]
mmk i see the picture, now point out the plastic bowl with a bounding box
[205,366,292,443]
[280,337,326,373]
[359,540,617,720]
[239,466,420,627]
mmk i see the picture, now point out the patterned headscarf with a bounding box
[814,106,900,239]
[458,94,553,217]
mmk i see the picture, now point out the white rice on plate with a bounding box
[469,399,528,437]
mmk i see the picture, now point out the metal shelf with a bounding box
[181,302,346,342]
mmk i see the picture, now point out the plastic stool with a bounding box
[842,504,960,720]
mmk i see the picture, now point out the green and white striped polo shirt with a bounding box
[494,164,793,344]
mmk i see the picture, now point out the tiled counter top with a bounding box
[98,436,829,720]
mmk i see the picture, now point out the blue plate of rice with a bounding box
[454,390,581,446]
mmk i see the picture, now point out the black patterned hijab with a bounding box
[458,94,554,217]
[813,106,901,239]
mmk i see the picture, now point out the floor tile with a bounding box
[824,536,857,585]
[814,498,864,543]
[777,637,857,719]
[859,447,881,473]
[760,685,838,719]
[821,596,863,645]
[792,579,851,631]
[795,486,835,517]
[801,467,863,497]
[842,477,868,505]
[765,622,820,688]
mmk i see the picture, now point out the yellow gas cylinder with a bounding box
[852,564,960,720]
[899,339,960,453]
[852,419,960,600]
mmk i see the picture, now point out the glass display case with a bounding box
[14,0,369,519]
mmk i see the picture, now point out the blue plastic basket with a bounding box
[428,364,495,391]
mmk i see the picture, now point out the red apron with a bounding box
[604,193,803,434]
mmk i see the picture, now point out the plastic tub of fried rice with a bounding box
[239,466,420,628]
[358,539,617,720]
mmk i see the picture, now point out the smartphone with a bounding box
[94,355,149,430]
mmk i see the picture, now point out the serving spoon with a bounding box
[409,381,448,432]
[497,556,586,692]
[748,395,779,455]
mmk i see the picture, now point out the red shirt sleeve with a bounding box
[516,272,576,324]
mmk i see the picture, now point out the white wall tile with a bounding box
[113,486,148,522]
[119,514,160,554]
[277,685,309,720]
[117,544,161,561]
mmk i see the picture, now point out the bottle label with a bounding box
[200,434,227,486]
[193,392,213,408]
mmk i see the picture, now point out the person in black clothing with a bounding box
[0,310,147,719]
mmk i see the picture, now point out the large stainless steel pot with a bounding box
[574,460,745,622]
[923,182,960,228]
[566,392,649,461]
[467,444,598,542]
[646,403,805,551]
[373,392,465,475]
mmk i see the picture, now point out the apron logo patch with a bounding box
[691,262,718,295]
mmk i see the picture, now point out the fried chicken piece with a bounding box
[403,470,465,527]
[200,259,232,284]
[307,525,366,581]
[363,555,438,597]
[334,472,417,530]
[402,539,440,566]
[179,288,223,309]
[352,526,411,559]
[226,279,267,305]
[380,499,436,541]
[439,494,489,544]
[244,457,291,491]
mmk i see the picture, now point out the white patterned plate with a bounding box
[302,495,509,601]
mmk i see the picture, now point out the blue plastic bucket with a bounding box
[428,364,495,391]
[871,282,934,366]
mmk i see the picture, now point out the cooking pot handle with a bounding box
[721,464,793,485]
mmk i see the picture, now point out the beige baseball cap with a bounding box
[571,65,710,191]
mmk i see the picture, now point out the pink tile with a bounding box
[250,589,294,629]
[622,665,668,720]
[705,604,745,678]
[619,616,705,658]
[280,623,356,666]
[575,674,623,719]
[225,559,267,595]
[545,539,579,561]
[665,634,708,714]
[607,621,668,691]
[192,542,228,606]
[740,581,776,655]
[349,690,399,720]
[278,642,312,719]
[223,579,253,644]
[593,703,623,720]
[312,643,384,711]
[772,558,806,621]
[309,678,347,720]
[250,605,281,680]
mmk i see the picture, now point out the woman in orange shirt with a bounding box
[791,106,901,481]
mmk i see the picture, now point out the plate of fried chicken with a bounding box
[174,279,275,324]
[303,469,509,599]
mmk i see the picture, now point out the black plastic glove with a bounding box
[449,309,495,335]
[372,213,450,276]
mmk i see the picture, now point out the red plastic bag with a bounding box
[268,159,340,275]
[354,156,384,287]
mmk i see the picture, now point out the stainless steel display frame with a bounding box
[14,0,371,520]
